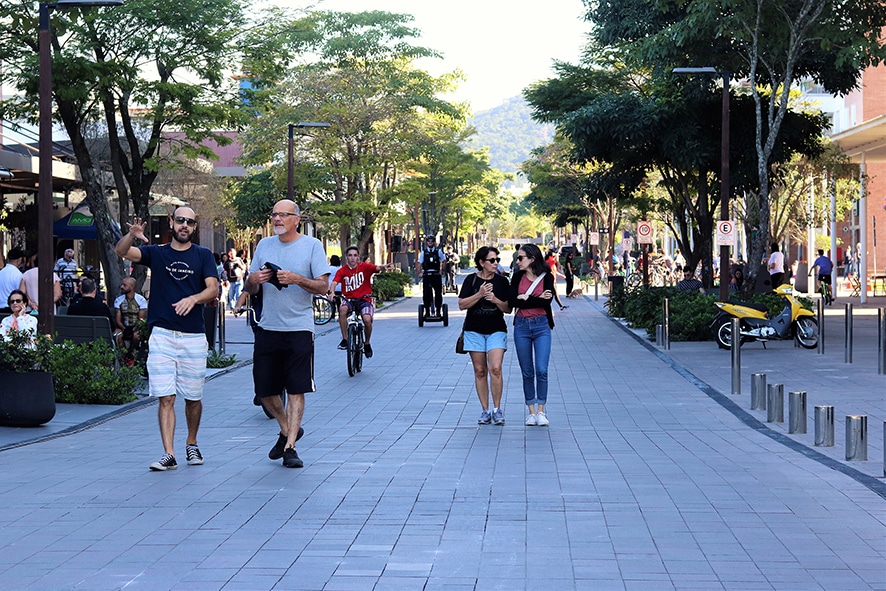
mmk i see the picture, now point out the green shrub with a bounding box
[459,255,471,269]
[609,285,718,341]
[0,328,53,372]
[48,340,140,405]
[207,349,237,368]
[372,270,413,301]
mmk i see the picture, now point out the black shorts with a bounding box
[818,274,832,285]
[253,328,315,397]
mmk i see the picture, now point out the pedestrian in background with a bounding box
[459,246,511,426]
[509,244,555,427]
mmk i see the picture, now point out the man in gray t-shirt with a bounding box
[245,199,329,469]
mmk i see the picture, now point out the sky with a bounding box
[304,0,591,112]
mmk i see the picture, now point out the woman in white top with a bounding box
[1,289,38,342]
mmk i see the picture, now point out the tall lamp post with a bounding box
[674,67,731,301]
[38,0,123,335]
[287,121,330,201]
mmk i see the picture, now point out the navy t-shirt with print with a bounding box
[138,243,217,334]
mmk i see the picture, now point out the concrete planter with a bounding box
[0,371,56,427]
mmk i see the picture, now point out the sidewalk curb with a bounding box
[589,297,886,501]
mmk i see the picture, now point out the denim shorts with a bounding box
[463,330,507,353]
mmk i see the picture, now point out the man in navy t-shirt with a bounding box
[115,207,218,472]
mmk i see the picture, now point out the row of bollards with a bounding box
[659,301,883,474]
[750,372,871,463]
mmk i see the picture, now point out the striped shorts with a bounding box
[147,327,207,400]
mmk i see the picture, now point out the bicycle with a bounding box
[343,299,366,377]
[812,274,835,305]
[313,294,335,325]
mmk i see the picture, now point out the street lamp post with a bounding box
[673,67,731,301]
[38,0,122,335]
[287,121,330,201]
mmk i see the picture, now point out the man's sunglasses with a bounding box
[173,215,197,227]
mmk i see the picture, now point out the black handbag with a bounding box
[455,331,466,354]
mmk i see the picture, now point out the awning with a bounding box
[53,203,122,241]
[830,115,886,163]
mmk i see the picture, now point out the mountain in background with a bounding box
[468,95,554,182]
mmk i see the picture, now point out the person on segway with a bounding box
[417,235,445,318]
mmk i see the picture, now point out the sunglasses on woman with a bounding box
[485,257,500,263]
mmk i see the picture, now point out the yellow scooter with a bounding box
[710,284,818,349]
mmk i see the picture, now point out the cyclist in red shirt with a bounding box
[329,245,393,358]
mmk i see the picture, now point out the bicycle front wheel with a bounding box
[313,296,333,325]
[347,324,358,376]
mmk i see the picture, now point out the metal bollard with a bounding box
[766,384,784,423]
[845,415,867,461]
[218,301,226,354]
[879,309,886,375]
[751,373,766,410]
[663,298,670,350]
[594,280,599,301]
[731,318,741,395]
[814,405,834,446]
[817,298,824,355]
[656,324,663,347]
[788,391,807,434]
[844,303,853,363]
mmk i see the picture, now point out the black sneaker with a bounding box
[269,427,304,460]
[364,343,373,358]
[149,453,177,471]
[253,395,262,406]
[282,447,304,468]
[186,444,203,466]
[337,339,348,350]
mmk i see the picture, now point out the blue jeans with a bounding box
[228,280,242,309]
[513,316,551,406]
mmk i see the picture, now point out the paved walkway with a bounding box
[0,287,884,590]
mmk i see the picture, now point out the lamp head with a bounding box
[56,0,124,7]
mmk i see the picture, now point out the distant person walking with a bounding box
[245,199,330,469]
[510,244,555,427]
[458,246,511,426]
[115,208,219,472]
[767,242,785,289]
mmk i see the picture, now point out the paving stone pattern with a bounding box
[0,288,884,590]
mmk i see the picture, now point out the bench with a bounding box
[55,315,116,348]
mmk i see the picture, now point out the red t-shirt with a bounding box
[515,274,547,319]
[334,262,379,299]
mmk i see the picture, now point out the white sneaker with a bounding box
[536,412,549,427]
[525,414,537,426]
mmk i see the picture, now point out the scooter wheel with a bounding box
[715,319,735,350]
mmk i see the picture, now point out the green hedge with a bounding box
[48,339,141,405]
[372,270,413,301]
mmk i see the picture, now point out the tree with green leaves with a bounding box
[0,0,248,296]
[235,11,468,258]
[586,0,886,289]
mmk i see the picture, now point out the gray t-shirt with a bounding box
[250,234,329,332]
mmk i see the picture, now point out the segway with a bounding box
[418,303,448,327]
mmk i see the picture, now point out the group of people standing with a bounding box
[459,243,558,428]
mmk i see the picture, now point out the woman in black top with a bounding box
[563,251,576,295]
[458,246,511,426]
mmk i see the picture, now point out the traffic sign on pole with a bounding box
[717,220,736,247]
[637,221,653,244]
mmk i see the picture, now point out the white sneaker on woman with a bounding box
[536,412,549,427]
[525,414,537,426]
